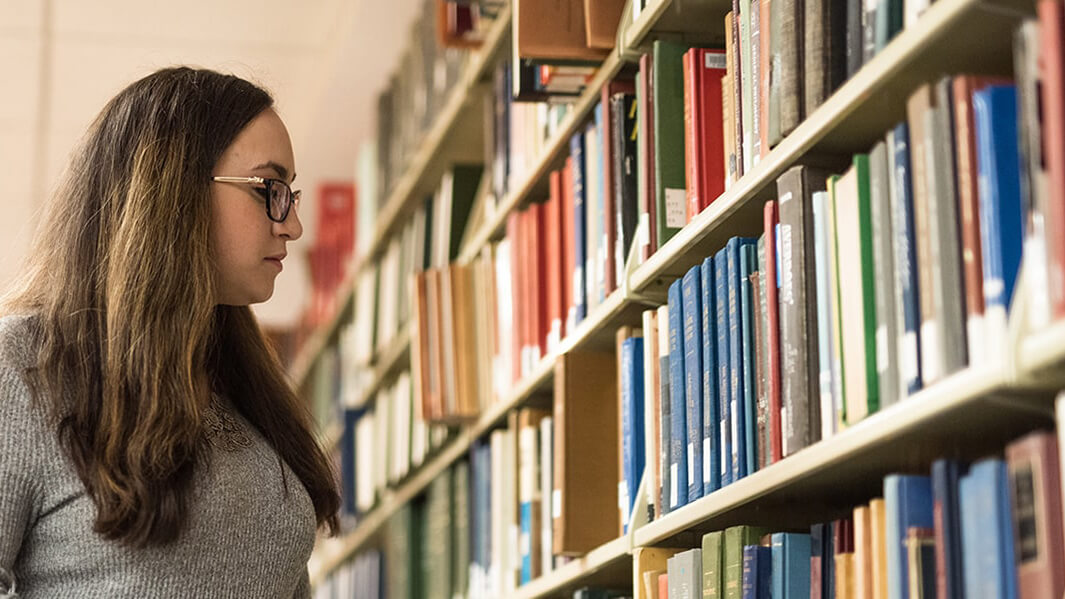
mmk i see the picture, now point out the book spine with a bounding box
[740,243,759,474]
[731,7,745,179]
[888,123,922,395]
[654,41,691,248]
[750,0,762,166]
[753,244,770,471]
[1039,0,1065,319]
[715,248,733,487]
[959,460,1019,599]
[764,201,784,460]
[571,132,588,327]
[658,305,673,516]
[767,3,782,147]
[855,155,880,416]
[930,459,963,599]
[778,0,803,137]
[812,191,837,441]
[682,266,705,502]
[759,0,772,159]
[702,257,721,495]
[1006,431,1065,599]
[952,76,987,365]
[668,280,689,510]
[869,141,899,409]
[684,49,702,221]
[701,51,729,209]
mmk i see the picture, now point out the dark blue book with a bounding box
[701,256,721,496]
[771,532,812,599]
[888,122,922,396]
[620,336,645,533]
[810,523,829,599]
[659,306,673,516]
[668,279,689,510]
[884,474,933,599]
[728,237,758,481]
[570,130,588,325]
[959,458,1019,599]
[340,407,363,517]
[972,85,1024,335]
[742,545,773,599]
[931,459,965,599]
[682,265,704,503]
[740,242,759,475]
[715,247,733,487]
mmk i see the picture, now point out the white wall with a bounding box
[0,0,423,328]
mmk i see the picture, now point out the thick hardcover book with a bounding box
[715,248,733,487]
[571,131,589,328]
[699,50,729,210]
[853,506,873,599]
[685,49,703,221]
[886,123,922,396]
[668,548,703,599]
[638,54,659,262]
[868,141,899,409]
[553,349,619,555]
[959,459,1020,599]
[833,155,879,425]
[726,527,772,599]
[730,8,744,179]
[1006,430,1065,599]
[602,79,637,296]
[751,0,762,165]
[845,0,863,77]
[870,499,889,599]
[804,0,847,114]
[739,0,754,174]
[682,266,705,502]
[658,305,673,516]
[613,92,640,286]
[740,243,759,474]
[563,159,578,339]
[703,530,725,599]
[973,84,1024,360]
[771,532,812,599]
[811,191,837,440]
[725,13,741,184]
[884,474,933,599]
[1039,0,1065,319]
[620,334,646,534]
[702,257,721,495]
[767,3,782,148]
[777,0,803,137]
[751,262,770,471]
[668,280,690,510]
[763,201,783,461]
[931,459,964,599]
[742,545,772,599]
[728,238,758,480]
[777,166,829,454]
[643,310,661,522]
[758,0,771,160]
[540,416,554,575]
[586,117,604,314]
[654,40,693,249]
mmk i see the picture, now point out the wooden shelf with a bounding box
[288,6,512,388]
[514,536,632,599]
[629,0,1026,296]
[633,363,1052,549]
[1017,318,1065,385]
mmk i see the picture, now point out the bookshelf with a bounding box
[305,0,1065,596]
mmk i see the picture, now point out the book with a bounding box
[868,141,899,410]
[702,257,721,496]
[703,530,725,599]
[636,547,685,599]
[612,91,639,287]
[668,279,690,510]
[728,238,758,480]
[959,459,1019,599]
[811,523,829,599]
[777,167,829,454]
[540,416,554,575]
[763,201,783,461]
[638,53,659,262]
[726,527,772,599]
[870,499,888,599]
[1039,0,1065,319]
[812,190,839,440]
[553,349,619,555]
[518,409,549,583]
[572,131,589,328]
[777,0,803,137]
[742,545,772,599]
[682,266,705,503]
[643,310,662,522]
[655,40,693,248]
[715,248,733,487]
[770,532,812,599]
[658,304,674,516]
[853,506,873,599]
[740,243,759,474]
[884,474,933,599]
[886,123,922,396]
[619,333,646,533]
[930,459,964,599]
[668,548,703,599]
[903,527,936,599]
[1006,430,1065,599]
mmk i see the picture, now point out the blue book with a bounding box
[812,191,836,439]
[715,248,733,487]
[960,458,1019,599]
[742,545,773,599]
[620,336,645,533]
[701,257,720,496]
[884,474,934,599]
[682,265,704,502]
[810,523,829,599]
[659,306,673,516]
[570,131,588,325]
[972,85,1024,325]
[340,407,362,516]
[888,122,922,395]
[520,501,533,583]
[594,102,608,304]
[771,532,812,599]
[740,242,759,475]
[728,237,757,480]
[931,459,965,599]
[668,279,689,510]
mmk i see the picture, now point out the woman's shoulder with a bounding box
[0,313,39,371]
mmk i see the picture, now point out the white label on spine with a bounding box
[901,331,919,385]
[705,52,728,70]
[670,464,679,507]
[920,320,940,382]
[703,439,711,483]
[687,444,695,485]
[618,481,627,510]
[552,489,561,520]
[876,326,889,373]
[730,400,738,462]
[664,188,686,228]
[720,421,728,476]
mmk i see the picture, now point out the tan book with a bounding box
[634,547,685,599]
[869,499,888,599]
[835,552,856,599]
[553,349,619,555]
[853,505,873,599]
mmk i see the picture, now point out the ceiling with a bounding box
[0,0,423,326]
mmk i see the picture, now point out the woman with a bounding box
[0,67,339,598]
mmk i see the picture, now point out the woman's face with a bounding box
[209,108,303,306]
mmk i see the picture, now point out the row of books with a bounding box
[336,370,451,519]
[641,427,1063,599]
[312,549,382,599]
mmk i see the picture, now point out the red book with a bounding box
[507,211,524,383]
[764,200,783,463]
[1007,430,1064,599]
[638,54,658,262]
[547,172,565,350]
[532,200,549,361]
[684,48,704,221]
[696,49,728,212]
[562,160,577,338]
[601,78,636,295]
[658,572,669,598]
[1040,0,1065,319]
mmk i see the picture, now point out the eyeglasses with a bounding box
[211,176,301,223]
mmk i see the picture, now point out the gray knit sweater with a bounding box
[0,315,315,598]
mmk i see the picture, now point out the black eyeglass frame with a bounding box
[211,175,301,223]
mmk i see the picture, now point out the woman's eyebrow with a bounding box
[250,160,294,182]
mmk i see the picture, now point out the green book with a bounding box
[451,462,470,598]
[702,530,725,598]
[724,526,772,599]
[652,39,691,249]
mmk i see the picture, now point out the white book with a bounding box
[641,310,659,516]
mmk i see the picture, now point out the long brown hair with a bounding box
[2,66,339,547]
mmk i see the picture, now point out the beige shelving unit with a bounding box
[304,0,1059,593]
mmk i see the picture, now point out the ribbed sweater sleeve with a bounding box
[0,361,43,599]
